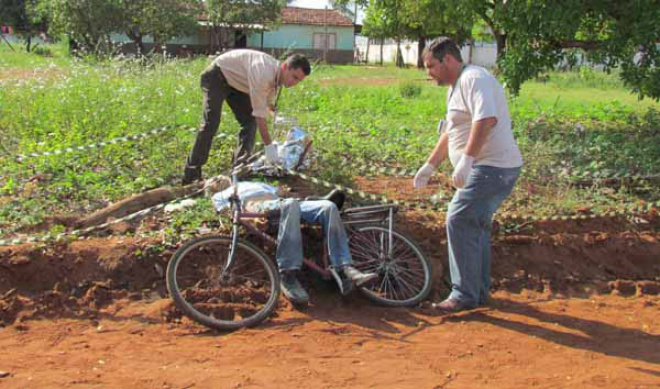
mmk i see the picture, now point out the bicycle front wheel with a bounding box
[166,235,280,330]
[348,225,433,307]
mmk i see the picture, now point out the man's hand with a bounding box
[452,154,475,189]
[413,162,437,189]
[264,144,279,164]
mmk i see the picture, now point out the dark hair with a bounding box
[284,54,311,75]
[423,37,462,63]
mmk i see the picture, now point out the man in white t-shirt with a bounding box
[413,37,523,312]
[182,50,311,185]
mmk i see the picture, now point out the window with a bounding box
[313,33,337,50]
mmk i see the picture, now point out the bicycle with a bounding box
[166,172,435,330]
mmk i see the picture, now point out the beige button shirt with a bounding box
[211,49,281,119]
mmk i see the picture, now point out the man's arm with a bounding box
[464,117,496,158]
[255,116,272,145]
[413,131,449,189]
[426,131,449,167]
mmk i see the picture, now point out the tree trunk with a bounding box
[468,37,474,64]
[26,36,31,53]
[209,24,220,54]
[68,37,80,56]
[127,30,146,56]
[417,36,426,69]
[379,38,383,66]
[365,38,370,64]
[76,181,229,229]
[495,32,506,61]
[395,39,404,68]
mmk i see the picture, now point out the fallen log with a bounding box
[76,178,231,229]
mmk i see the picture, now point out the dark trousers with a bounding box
[186,65,257,169]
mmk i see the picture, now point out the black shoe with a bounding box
[323,189,346,210]
[343,266,378,286]
[182,165,202,185]
[304,189,346,210]
[280,271,309,305]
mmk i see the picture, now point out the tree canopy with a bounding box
[355,0,660,100]
[0,0,48,51]
[35,0,199,55]
[206,0,288,51]
[499,0,660,100]
[118,0,200,54]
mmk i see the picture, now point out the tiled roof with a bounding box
[281,7,354,27]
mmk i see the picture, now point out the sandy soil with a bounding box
[0,293,658,389]
[0,175,659,389]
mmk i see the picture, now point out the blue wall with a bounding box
[248,24,353,50]
[110,32,208,46]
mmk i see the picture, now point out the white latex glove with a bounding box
[413,162,437,189]
[264,143,279,164]
[452,154,475,189]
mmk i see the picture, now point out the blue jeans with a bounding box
[262,199,353,272]
[446,165,521,307]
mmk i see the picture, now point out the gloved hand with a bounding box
[413,162,437,189]
[452,154,475,189]
[264,143,279,164]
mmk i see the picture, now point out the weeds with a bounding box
[1,44,660,235]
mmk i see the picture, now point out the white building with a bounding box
[355,36,498,68]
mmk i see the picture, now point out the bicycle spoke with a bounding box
[168,235,279,330]
[348,226,432,306]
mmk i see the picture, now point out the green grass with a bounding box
[1,45,660,239]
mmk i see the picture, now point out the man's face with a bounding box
[424,53,449,85]
[282,64,307,88]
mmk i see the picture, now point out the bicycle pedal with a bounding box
[330,268,354,296]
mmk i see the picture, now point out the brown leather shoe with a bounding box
[431,298,475,312]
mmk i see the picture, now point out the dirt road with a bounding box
[1,291,659,389]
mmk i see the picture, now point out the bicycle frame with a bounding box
[222,173,399,281]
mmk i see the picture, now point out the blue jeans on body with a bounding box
[261,199,353,272]
[446,165,521,307]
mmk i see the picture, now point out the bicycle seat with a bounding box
[304,189,346,211]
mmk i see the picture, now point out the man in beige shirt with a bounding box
[183,50,311,185]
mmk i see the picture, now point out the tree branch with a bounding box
[559,40,601,50]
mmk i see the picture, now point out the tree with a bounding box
[398,0,473,68]
[0,0,48,52]
[361,0,472,68]
[461,0,508,60]
[205,0,288,53]
[361,0,409,67]
[498,0,660,100]
[39,0,123,54]
[329,0,358,21]
[361,5,388,65]
[118,0,200,55]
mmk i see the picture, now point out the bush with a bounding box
[399,81,422,98]
[33,46,53,57]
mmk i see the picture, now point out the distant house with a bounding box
[249,7,355,64]
[111,7,355,63]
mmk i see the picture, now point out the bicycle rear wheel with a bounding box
[166,235,280,330]
[348,225,433,307]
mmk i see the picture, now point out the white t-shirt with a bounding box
[444,65,523,168]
